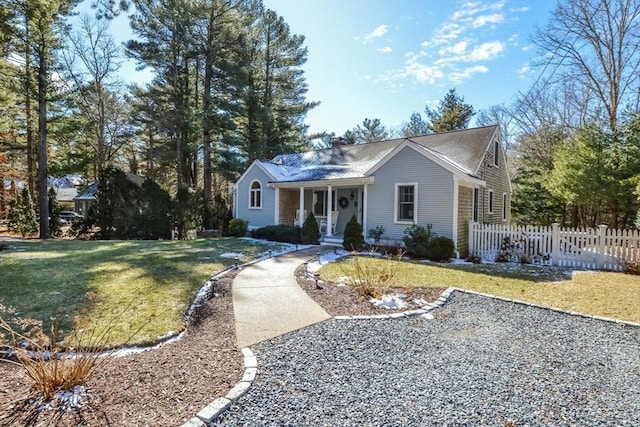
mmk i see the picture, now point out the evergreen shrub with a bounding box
[343,215,365,251]
[301,212,320,244]
[251,225,302,244]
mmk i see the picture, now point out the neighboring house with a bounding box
[233,125,511,257]
[73,173,145,215]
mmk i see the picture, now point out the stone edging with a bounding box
[180,258,639,426]
[180,347,258,427]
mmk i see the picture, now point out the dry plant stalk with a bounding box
[0,299,154,401]
[337,248,405,299]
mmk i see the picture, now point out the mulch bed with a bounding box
[0,272,242,427]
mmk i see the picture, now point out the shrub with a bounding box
[228,218,249,237]
[138,179,172,239]
[402,224,433,258]
[367,225,385,243]
[343,215,365,250]
[172,186,204,239]
[252,225,302,244]
[624,260,640,275]
[301,212,320,244]
[427,236,455,261]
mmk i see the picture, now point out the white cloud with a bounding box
[363,25,388,43]
[438,40,468,56]
[377,46,393,54]
[452,0,505,21]
[422,23,463,48]
[403,60,444,85]
[468,41,504,61]
[472,13,504,28]
[450,65,489,83]
[517,64,530,77]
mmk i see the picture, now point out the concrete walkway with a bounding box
[232,248,331,348]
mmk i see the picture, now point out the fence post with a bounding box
[469,221,476,256]
[551,223,559,266]
[597,224,607,270]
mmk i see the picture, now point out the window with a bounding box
[249,180,262,209]
[488,189,494,214]
[313,190,336,216]
[502,193,507,221]
[395,183,417,223]
[494,141,499,166]
[473,188,479,222]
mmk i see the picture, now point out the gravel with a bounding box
[217,292,640,426]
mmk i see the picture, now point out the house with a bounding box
[232,124,511,256]
[73,173,145,215]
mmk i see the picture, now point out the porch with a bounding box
[274,178,373,239]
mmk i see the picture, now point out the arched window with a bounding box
[249,180,262,209]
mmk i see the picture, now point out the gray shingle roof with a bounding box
[259,125,498,183]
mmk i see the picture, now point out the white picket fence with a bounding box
[469,222,640,271]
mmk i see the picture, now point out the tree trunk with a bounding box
[37,48,49,239]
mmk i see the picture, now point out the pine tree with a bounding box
[9,186,38,237]
[425,88,475,133]
[47,186,61,236]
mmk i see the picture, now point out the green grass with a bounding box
[0,238,282,347]
[320,257,640,323]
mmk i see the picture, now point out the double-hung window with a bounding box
[395,183,417,223]
[249,180,262,209]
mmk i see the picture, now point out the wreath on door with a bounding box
[338,196,349,209]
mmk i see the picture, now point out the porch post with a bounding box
[362,183,368,236]
[326,184,333,237]
[299,186,304,226]
[274,187,280,225]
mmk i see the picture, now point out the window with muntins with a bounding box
[397,184,415,222]
[250,181,262,208]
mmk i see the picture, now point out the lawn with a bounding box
[319,256,640,323]
[0,238,282,347]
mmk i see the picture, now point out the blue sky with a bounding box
[92,0,556,136]
[262,0,556,135]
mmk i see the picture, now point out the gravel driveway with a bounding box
[217,292,640,426]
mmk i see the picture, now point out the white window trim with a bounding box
[394,182,418,224]
[494,141,499,167]
[488,189,494,214]
[502,192,507,221]
[249,180,262,209]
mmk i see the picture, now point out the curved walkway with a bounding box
[232,248,331,348]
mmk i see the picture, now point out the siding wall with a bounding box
[479,138,511,224]
[235,166,275,228]
[367,146,455,241]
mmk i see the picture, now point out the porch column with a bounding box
[362,183,368,235]
[274,187,280,225]
[299,186,304,226]
[326,184,334,237]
